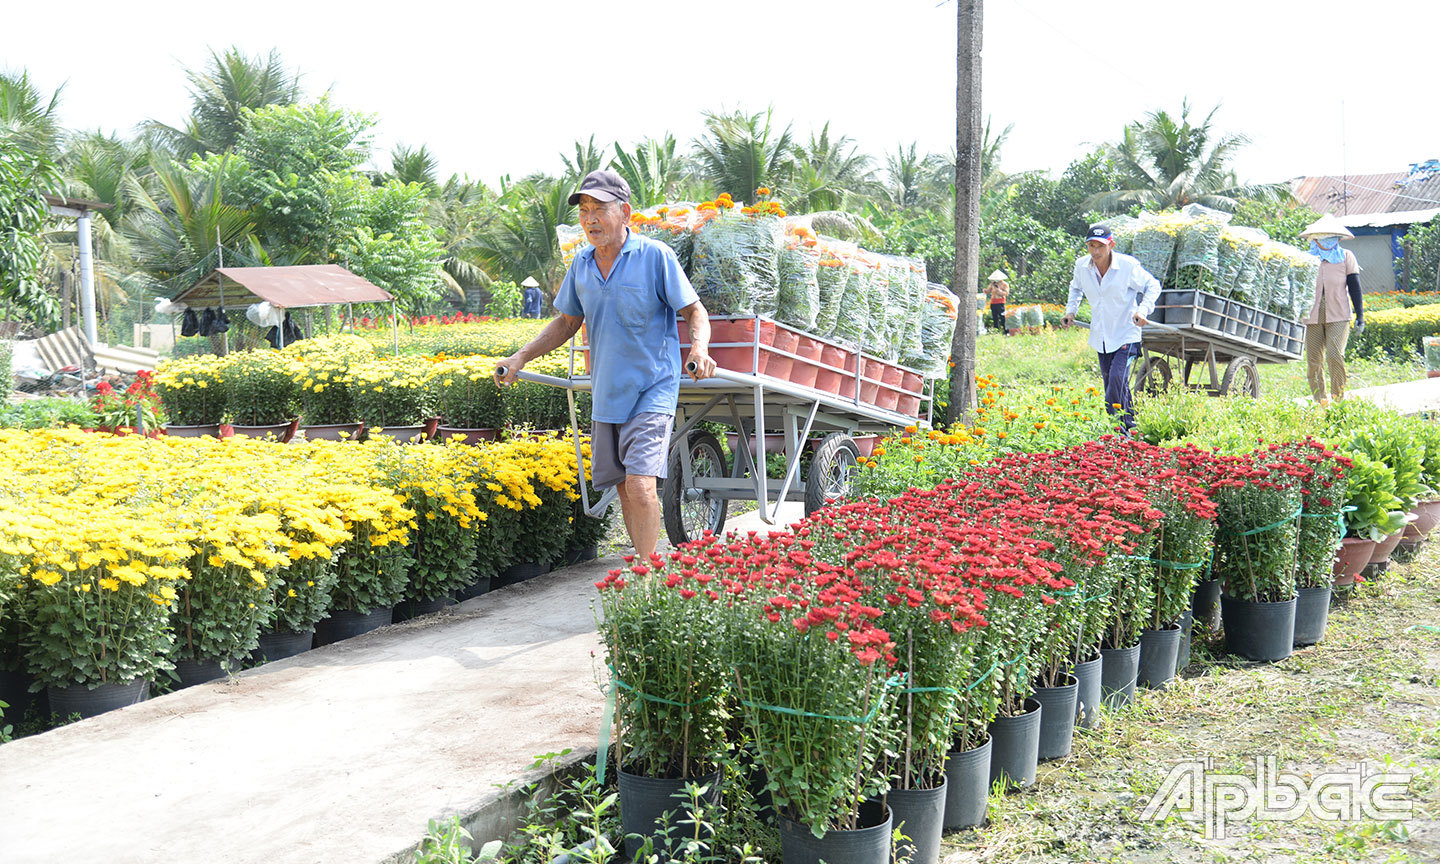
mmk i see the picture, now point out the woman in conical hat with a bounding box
[984,269,1010,335]
[1300,215,1362,406]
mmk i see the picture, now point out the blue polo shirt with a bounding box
[555,229,699,423]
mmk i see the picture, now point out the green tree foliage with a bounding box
[148,47,303,158]
[0,70,62,156]
[233,98,373,262]
[1229,198,1323,248]
[560,135,608,185]
[124,154,257,282]
[0,133,61,324]
[386,144,440,190]
[1008,150,1123,237]
[472,179,574,296]
[791,123,876,213]
[1090,99,1283,214]
[611,134,694,209]
[1400,216,1440,293]
[691,107,795,202]
[339,179,443,313]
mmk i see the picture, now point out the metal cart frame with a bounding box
[504,321,932,545]
[1135,293,1303,398]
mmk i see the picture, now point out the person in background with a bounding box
[1300,214,1364,406]
[496,170,715,562]
[984,269,1010,334]
[520,277,544,319]
[1062,224,1162,433]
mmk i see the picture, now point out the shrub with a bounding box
[224,351,300,425]
[485,281,522,319]
[1348,303,1440,360]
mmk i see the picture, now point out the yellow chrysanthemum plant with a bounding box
[222,350,300,426]
[172,506,285,672]
[154,357,227,426]
[430,356,505,431]
[350,356,438,431]
[1,497,190,691]
[373,442,485,606]
[476,435,585,576]
[285,335,378,426]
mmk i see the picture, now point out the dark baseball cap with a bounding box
[568,169,631,205]
[1085,224,1114,243]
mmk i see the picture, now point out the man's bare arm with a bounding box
[495,313,584,384]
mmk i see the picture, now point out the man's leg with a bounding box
[1305,323,1327,402]
[616,475,661,562]
[1096,349,1118,420]
[1100,344,1138,430]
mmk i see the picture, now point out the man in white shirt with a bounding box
[1062,224,1162,432]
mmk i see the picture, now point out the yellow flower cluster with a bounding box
[478,433,586,511]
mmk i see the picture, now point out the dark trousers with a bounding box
[1097,342,1140,430]
[990,303,1005,333]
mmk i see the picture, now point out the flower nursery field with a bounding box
[941,550,1440,863]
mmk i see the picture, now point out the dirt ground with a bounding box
[941,545,1440,864]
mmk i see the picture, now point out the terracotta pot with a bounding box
[859,376,880,405]
[436,426,500,443]
[300,422,365,442]
[1428,370,1440,379]
[897,393,922,417]
[880,362,904,388]
[711,319,763,374]
[726,432,786,458]
[1403,498,1440,538]
[850,435,880,457]
[900,370,924,395]
[790,359,820,389]
[1333,536,1376,583]
[874,384,901,412]
[1369,530,1406,564]
[763,328,799,379]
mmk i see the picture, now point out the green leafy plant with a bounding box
[485,281,522,319]
[350,356,437,428]
[330,520,414,614]
[1208,449,1303,603]
[223,351,299,425]
[155,358,227,426]
[432,356,504,429]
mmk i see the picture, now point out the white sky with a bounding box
[4,0,1434,193]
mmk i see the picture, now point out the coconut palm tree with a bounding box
[147,47,303,158]
[427,174,497,302]
[124,155,257,287]
[471,178,574,297]
[611,134,697,209]
[1088,99,1283,213]
[0,69,63,156]
[691,108,796,202]
[386,143,440,190]
[561,135,609,185]
[790,123,876,214]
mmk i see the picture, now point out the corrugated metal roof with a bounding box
[1340,207,1440,229]
[1293,170,1440,219]
[174,265,394,310]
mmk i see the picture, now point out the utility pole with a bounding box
[947,0,983,426]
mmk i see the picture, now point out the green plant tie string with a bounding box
[739,673,906,724]
[963,659,1001,692]
[1241,505,1304,537]
[608,666,715,708]
[1404,625,1440,634]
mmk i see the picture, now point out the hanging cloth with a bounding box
[180,309,200,337]
[1309,238,1346,264]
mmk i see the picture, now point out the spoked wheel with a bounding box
[1132,355,1173,396]
[805,433,860,515]
[662,430,729,546]
[1220,356,1260,397]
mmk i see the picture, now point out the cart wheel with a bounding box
[1220,356,1260,398]
[662,430,729,546]
[1132,356,1172,395]
[805,434,860,516]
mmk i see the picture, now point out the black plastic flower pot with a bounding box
[943,734,991,830]
[454,576,492,601]
[779,804,892,864]
[174,658,227,688]
[313,606,393,647]
[47,678,149,719]
[1220,594,1297,662]
[988,697,1042,788]
[1100,642,1140,709]
[251,629,315,663]
[0,668,47,724]
[617,766,722,859]
[494,559,552,589]
[392,595,451,622]
[1032,674,1078,760]
[1138,624,1182,690]
[1191,579,1221,630]
[871,776,946,864]
[556,544,599,568]
[1073,654,1102,730]
[1293,585,1333,647]
[1177,610,1194,671]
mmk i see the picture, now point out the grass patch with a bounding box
[941,545,1440,862]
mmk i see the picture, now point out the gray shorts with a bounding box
[591,413,673,489]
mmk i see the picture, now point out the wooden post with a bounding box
[947,0,983,426]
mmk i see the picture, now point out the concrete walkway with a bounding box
[1350,374,1440,415]
[0,503,807,864]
